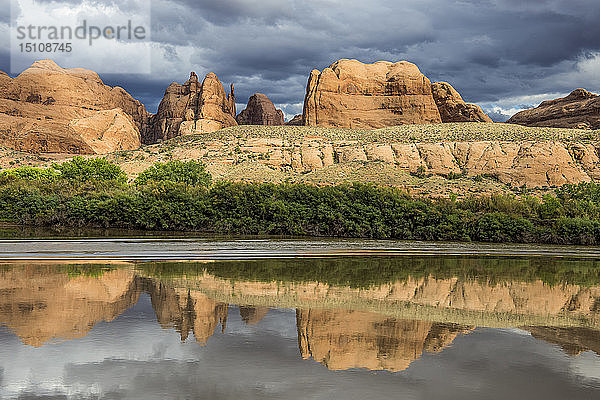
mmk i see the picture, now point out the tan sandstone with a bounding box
[0,60,148,154]
[432,82,493,123]
[236,93,284,126]
[149,71,237,143]
[303,59,443,128]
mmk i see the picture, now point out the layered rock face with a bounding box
[432,82,493,123]
[236,93,284,126]
[0,60,149,154]
[149,72,237,143]
[303,59,443,128]
[177,133,598,188]
[296,310,471,371]
[508,89,600,129]
[301,59,492,128]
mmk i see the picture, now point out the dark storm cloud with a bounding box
[102,74,171,111]
[145,0,600,115]
[1,0,599,116]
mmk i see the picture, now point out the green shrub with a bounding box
[3,166,600,244]
[0,166,60,183]
[52,157,127,183]
[470,212,535,243]
[134,160,211,187]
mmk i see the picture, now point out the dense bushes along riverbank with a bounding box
[1,157,600,244]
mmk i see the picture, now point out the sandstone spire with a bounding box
[236,93,285,125]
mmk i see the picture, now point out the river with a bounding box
[1,235,599,399]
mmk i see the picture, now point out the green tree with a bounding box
[134,160,211,187]
[52,157,127,183]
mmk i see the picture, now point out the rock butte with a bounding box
[302,59,491,128]
[432,81,493,123]
[0,59,149,154]
[236,93,284,126]
[149,71,237,143]
[285,114,303,126]
[508,89,600,130]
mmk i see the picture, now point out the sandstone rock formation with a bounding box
[0,60,149,154]
[296,310,471,371]
[508,89,600,129]
[432,82,493,123]
[149,72,237,142]
[236,93,284,126]
[0,266,140,346]
[303,59,443,128]
[285,114,303,126]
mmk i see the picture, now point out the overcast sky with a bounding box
[2,0,600,121]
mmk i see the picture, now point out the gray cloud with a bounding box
[2,0,599,118]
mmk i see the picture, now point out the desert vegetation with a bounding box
[2,158,600,244]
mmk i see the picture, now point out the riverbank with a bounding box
[2,157,600,245]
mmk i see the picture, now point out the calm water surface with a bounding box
[1,237,600,399]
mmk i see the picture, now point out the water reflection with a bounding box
[297,309,472,371]
[1,260,600,375]
[148,281,228,344]
[2,259,600,399]
[0,267,140,346]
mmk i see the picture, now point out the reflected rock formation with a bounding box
[296,309,472,371]
[2,263,600,372]
[0,267,140,346]
[527,326,600,356]
[146,280,227,344]
[239,306,269,325]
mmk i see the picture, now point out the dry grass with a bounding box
[2,123,597,197]
[195,122,600,144]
